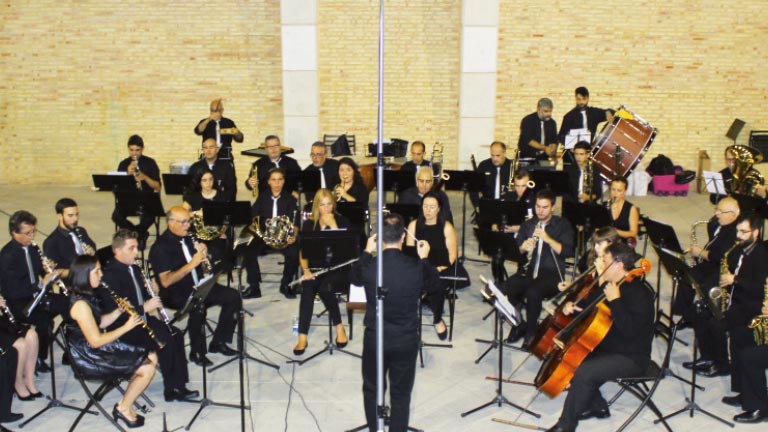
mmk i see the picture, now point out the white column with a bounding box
[281,0,318,167]
[458,0,499,169]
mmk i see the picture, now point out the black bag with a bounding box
[646,154,675,176]
[331,134,351,157]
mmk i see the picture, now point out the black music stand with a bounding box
[529,170,571,196]
[92,174,136,191]
[461,279,539,420]
[654,247,734,429]
[240,147,294,158]
[290,230,362,365]
[477,199,527,282]
[336,202,369,243]
[385,203,419,225]
[562,202,611,263]
[377,169,415,203]
[113,190,165,237]
[443,169,485,263]
[162,173,190,196]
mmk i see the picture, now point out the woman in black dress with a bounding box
[334,157,369,205]
[293,189,351,355]
[0,296,42,402]
[405,192,453,339]
[608,176,639,247]
[66,255,157,429]
[182,167,232,212]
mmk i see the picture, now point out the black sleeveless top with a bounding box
[416,222,450,268]
[611,201,634,233]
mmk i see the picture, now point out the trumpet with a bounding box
[248,163,258,198]
[30,240,69,296]
[134,260,173,334]
[333,183,345,201]
[581,159,593,203]
[187,235,213,276]
[74,226,96,256]
[104,282,165,349]
[430,142,450,182]
[132,155,142,190]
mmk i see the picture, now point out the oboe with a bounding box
[30,240,69,295]
[134,260,173,333]
[103,282,165,349]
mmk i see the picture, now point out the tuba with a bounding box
[237,212,296,250]
[727,145,765,196]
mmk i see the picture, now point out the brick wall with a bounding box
[495,0,768,170]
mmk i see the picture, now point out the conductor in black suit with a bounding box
[351,213,441,432]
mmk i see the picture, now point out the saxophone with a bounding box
[688,220,710,266]
[710,240,739,314]
[748,280,768,346]
[581,159,593,203]
[30,240,69,295]
[104,282,165,349]
[248,163,259,198]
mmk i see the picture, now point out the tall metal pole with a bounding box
[375,1,386,431]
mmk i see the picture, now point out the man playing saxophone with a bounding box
[731,299,768,423]
[43,198,96,279]
[564,141,602,204]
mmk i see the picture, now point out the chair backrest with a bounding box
[324,134,356,156]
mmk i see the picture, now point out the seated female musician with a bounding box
[572,226,621,275]
[293,189,351,355]
[405,192,453,340]
[0,296,42,404]
[607,176,639,247]
[66,255,157,429]
[335,157,370,206]
[545,242,654,432]
[182,167,233,212]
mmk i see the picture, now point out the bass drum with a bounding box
[591,106,657,183]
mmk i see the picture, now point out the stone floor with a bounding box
[0,184,765,431]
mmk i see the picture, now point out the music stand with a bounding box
[290,230,362,365]
[562,202,611,260]
[461,279,539,420]
[654,247,734,429]
[92,174,136,191]
[529,170,571,196]
[113,190,165,238]
[377,169,415,202]
[384,203,419,225]
[162,173,190,195]
[443,169,485,263]
[732,192,768,219]
[336,202,369,240]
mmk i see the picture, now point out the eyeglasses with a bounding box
[18,229,36,237]
[715,209,735,215]
[171,219,191,225]
[737,229,753,235]
[417,179,434,184]
[265,144,281,149]
[310,152,325,157]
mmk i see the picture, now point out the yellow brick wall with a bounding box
[0,0,283,185]
[495,0,768,170]
[317,0,462,169]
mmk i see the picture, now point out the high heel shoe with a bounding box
[112,404,145,428]
[293,340,308,356]
[26,387,43,398]
[14,390,35,401]
[335,337,348,349]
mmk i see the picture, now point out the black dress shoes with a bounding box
[506,323,526,344]
[164,387,201,402]
[696,363,730,377]
[242,286,262,299]
[0,412,24,423]
[682,359,713,370]
[35,359,51,373]
[722,394,741,407]
[189,352,213,367]
[209,342,238,356]
[280,285,297,299]
[734,409,768,423]
[578,406,611,420]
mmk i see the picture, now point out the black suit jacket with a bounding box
[470,158,512,208]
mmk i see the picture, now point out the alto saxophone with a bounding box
[134,260,174,334]
[30,240,69,295]
[710,240,739,314]
[748,280,768,346]
[104,282,165,349]
[688,220,709,266]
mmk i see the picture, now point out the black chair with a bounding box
[606,325,677,432]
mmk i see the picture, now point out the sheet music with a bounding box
[348,283,367,303]
[481,278,522,326]
[702,170,726,195]
[106,171,130,176]
[564,129,591,149]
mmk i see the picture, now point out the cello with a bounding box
[534,258,651,398]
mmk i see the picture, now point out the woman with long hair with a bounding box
[182,167,232,212]
[66,255,157,429]
[335,157,369,205]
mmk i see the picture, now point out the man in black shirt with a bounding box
[563,142,602,204]
[43,198,97,279]
[243,168,300,299]
[245,135,302,196]
[148,206,241,367]
[111,134,162,247]
[351,213,441,432]
[558,87,608,146]
[732,304,768,423]
[399,141,431,176]
[193,98,244,160]
[0,210,65,372]
[189,138,237,197]
[398,166,453,224]
[518,98,558,161]
[501,190,575,345]
[470,141,512,212]
[303,141,340,203]
[546,242,654,432]
[101,229,199,401]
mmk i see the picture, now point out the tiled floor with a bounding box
[0,184,765,431]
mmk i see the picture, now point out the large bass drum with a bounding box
[591,106,657,183]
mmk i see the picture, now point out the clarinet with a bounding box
[30,240,69,295]
[134,260,174,333]
[103,282,165,349]
[0,297,31,338]
[74,226,96,256]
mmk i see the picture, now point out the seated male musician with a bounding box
[672,197,739,328]
[711,146,767,204]
[563,142,602,204]
[398,166,453,224]
[546,242,654,432]
[43,198,97,278]
[399,141,431,176]
[0,210,67,373]
[501,189,574,346]
[189,138,237,197]
[303,141,340,203]
[469,141,512,215]
[243,167,300,299]
[731,301,768,423]
[245,135,302,196]
[149,206,241,367]
[111,134,162,248]
[101,230,198,401]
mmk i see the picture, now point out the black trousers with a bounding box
[111,208,155,233]
[9,293,68,361]
[119,316,188,392]
[556,352,647,430]
[165,283,240,355]
[501,272,560,339]
[243,239,299,289]
[298,271,346,335]
[729,326,757,393]
[362,329,419,432]
[694,311,729,367]
[738,344,768,411]
[0,348,17,422]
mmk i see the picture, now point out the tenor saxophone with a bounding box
[104,282,165,349]
[688,220,709,266]
[748,280,768,346]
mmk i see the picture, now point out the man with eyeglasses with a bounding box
[399,141,431,176]
[245,135,302,196]
[398,166,453,224]
[148,206,241,367]
[194,98,244,160]
[673,197,740,330]
[711,146,768,204]
[0,210,68,373]
[302,141,339,203]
